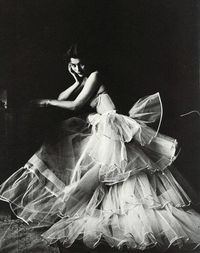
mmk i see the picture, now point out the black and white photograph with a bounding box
[0,1,200,252]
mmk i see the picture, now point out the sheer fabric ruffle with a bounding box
[0,93,200,251]
[43,171,200,250]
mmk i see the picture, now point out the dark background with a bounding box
[0,0,200,191]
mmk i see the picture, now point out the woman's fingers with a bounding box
[30,99,49,107]
[68,63,72,72]
[68,63,75,76]
[68,63,79,81]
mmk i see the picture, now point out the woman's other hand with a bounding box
[30,99,50,107]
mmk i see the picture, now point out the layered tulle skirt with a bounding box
[0,93,200,251]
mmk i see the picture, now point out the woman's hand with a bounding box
[68,63,82,83]
[30,99,50,107]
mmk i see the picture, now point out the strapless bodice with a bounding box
[89,93,116,114]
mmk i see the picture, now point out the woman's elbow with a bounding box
[58,93,65,100]
[73,102,84,111]
[57,94,63,100]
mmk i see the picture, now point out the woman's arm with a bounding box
[57,82,79,101]
[48,71,100,110]
[58,62,84,100]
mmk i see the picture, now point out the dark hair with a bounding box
[64,42,93,62]
[66,43,83,59]
[64,42,100,75]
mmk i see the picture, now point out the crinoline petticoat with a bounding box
[0,93,200,251]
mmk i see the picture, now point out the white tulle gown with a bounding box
[0,91,200,251]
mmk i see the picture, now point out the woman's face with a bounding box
[70,58,86,77]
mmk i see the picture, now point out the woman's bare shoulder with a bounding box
[89,70,107,85]
[88,70,100,79]
[86,71,108,95]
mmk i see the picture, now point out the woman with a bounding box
[0,43,200,251]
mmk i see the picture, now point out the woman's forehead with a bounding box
[70,58,81,64]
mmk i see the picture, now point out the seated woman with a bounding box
[0,43,200,251]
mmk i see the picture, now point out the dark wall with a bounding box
[0,0,200,189]
[0,0,199,107]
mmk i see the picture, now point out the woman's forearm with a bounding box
[57,82,80,101]
[48,99,76,110]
